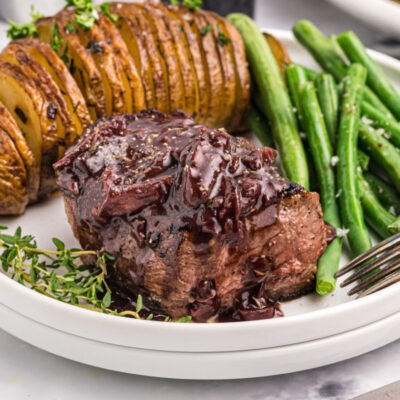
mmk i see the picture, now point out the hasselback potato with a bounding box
[0,1,250,215]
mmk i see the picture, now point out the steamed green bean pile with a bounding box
[228,14,400,295]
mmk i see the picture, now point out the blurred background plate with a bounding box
[326,0,400,36]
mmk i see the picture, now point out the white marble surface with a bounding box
[1,1,400,399]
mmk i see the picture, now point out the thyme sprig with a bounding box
[170,0,203,11]
[65,0,119,30]
[6,5,42,40]
[0,225,192,323]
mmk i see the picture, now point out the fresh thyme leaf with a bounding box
[177,316,192,323]
[52,237,65,251]
[65,0,99,30]
[200,23,215,36]
[0,226,191,323]
[51,21,63,53]
[6,5,42,40]
[30,5,43,22]
[102,291,111,308]
[100,3,120,23]
[6,21,38,40]
[66,22,76,33]
[217,29,231,46]
[169,0,202,10]
[183,0,202,9]
[136,294,143,313]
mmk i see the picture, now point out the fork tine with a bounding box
[347,259,400,296]
[356,271,400,298]
[340,247,400,287]
[335,233,400,278]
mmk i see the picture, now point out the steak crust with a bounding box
[55,110,328,321]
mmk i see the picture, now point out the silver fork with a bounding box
[335,233,400,298]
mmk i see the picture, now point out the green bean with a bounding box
[337,31,400,120]
[388,217,400,235]
[361,102,400,148]
[292,20,395,120]
[300,81,342,295]
[337,63,371,257]
[304,66,318,81]
[357,171,395,239]
[315,73,339,149]
[285,63,308,131]
[246,106,274,148]
[364,172,400,214]
[359,123,400,192]
[358,149,370,172]
[228,13,309,189]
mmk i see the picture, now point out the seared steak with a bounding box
[54,110,328,321]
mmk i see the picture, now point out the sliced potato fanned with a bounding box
[167,4,207,122]
[0,60,51,192]
[14,38,92,140]
[1,42,75,159]
[199,10,236,129]
[109,3,155,109]
[156,2,197,117]
[223,18,251,131]
[58,9,128,116]
[128,4,170,114]
[36,15,106,120]
[138,3,185,113]
[97,13,146,114]
[0,101,39,202]
[188,10,224,128]
[0,127,28,215]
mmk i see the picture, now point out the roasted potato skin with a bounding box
[57,9,129,116]
[0,127,28,215]
[2,42,75,160]
[14,38,92,140]
[167,4,208,123]
[199,10,236,129]
[138,3,185,113]
[223,18,251,131]
[97,13,146,114]
[0,101,39,202]
[110,3,155,109]
[36,15,106,120]
[192,11,225,128]
[128,4,170,114]
[156,2,197,117]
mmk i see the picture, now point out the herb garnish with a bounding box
[65,0,119,30]
[0,226,192,322]
[170,0,203,11]
[200,23,216,36]
[217,29,231,46]
[51,21,63,53]
[100,2,120,23]
[6,5,42,40]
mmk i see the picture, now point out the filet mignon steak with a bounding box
[54,110,329,321]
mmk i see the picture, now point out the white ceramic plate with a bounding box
[1,30,400,378]
[325,0,400,36]
[1,302,399,380]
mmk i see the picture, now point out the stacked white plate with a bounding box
[1,31,400,380]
